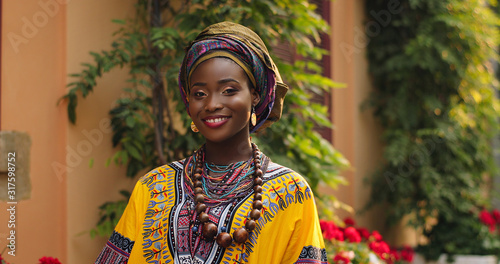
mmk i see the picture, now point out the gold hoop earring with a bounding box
[191,121,199,132]
[250,106,257,127]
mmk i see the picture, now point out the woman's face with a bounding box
[188,57,259,144]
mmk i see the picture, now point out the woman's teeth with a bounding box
[206,117,228,123]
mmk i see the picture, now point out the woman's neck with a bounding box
[204,137,253,165]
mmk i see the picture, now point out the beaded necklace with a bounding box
[205,161,245,173]
[186,143,264,248]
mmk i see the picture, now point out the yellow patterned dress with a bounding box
[95,158,327,264]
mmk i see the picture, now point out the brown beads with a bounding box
[195,203,207,214]
[191,143,265,248]
[250,209,261,220]
[252,200,263,210]
[195,194,205,203]
[245,220,256,231]
[199,212,209,223]
[216,232,233,248]
[233,227,249,244]
[253,177,263,186]
[202,222,218,241]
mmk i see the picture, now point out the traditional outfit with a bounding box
[96,22,327,264]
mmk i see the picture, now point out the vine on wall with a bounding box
[364,0,500,253]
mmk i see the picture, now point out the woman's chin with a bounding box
[201,127,251,145]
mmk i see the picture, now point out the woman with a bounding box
[96,21,326,264]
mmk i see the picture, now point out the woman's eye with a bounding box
[193,91,206,97]
[222,88,238,94]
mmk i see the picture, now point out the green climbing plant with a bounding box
[60,0,349,238]
[364,0,500,259]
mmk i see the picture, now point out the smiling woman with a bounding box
[95,21,327,264]
[189,58,258,154]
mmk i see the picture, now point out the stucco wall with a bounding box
[329,0,417,246]
[1,0,67,262]
[1,0,136,263]
[65,0,136,263]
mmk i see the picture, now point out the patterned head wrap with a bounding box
[179,21,288,133]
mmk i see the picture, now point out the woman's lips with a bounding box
[202,116,230,128]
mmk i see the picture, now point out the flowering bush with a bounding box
[418,208,500,260]
[0,249,61,264]
[320,218,414,264]
[38,256,62,264]
[479,209,500,233]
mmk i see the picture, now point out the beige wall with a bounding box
[65,1,136,263]
[329,0,417,246]
[1,0,67,262]
[1,0,136,263]
[329,0,385,228]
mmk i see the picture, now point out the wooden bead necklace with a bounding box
[191,143,264,248]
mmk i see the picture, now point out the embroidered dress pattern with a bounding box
[239,170,310,262]
[96,159,326,264]
[141,165,177,263]
[95,231,134,263]
[296,246,328,264]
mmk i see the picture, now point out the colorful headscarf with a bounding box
[179,21,288,133]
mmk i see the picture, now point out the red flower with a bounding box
[344,227,361,243]
[333,229,345,241]
[320,220,346,241]
[492,209,500,224]
[370,230,383,241]
[479,210,496,226]
[344,217,356,226]
[333,254,351,264]
[0,253,9,264]
[39,257,62,264]
[320,220,337,240]
[369,241,391,259]
[400,246,415,262]
[390,248,401,261]
[357,227,370,240]
[320,220,333,232]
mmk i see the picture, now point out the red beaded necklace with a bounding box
[190,143,264,248]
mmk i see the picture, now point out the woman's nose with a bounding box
[205,94,223,112]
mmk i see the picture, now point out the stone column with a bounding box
[0,131,32,201]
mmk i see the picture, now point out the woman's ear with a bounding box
[251,89,260,107]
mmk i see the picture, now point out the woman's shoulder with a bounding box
[137,159,187,187]
[263,161,309,186]
[259,162,315,214]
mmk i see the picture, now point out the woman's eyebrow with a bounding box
[218,78,239,84]
[191,78,239,89]
[191,82,207,88]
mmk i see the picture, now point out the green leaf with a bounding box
[105,157,111,167]
[120,151,128,165]
[125,116,135,128]
[123,142,142,161]
[112,19,126,25]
